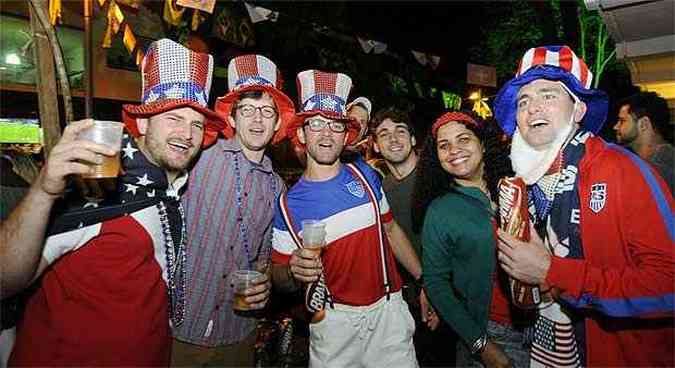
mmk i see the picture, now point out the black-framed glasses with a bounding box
[236,104,278,119]
[304,119,347,133]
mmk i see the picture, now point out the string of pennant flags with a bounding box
[47,0,443,70]
[45,0,491,116]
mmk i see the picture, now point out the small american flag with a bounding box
[530,315,581,367]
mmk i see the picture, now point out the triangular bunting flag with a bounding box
[357,37,387,54]
[163,0,185,26]
[244,2,278,23]
[49,0,62,25]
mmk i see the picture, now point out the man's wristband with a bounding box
[470,334,488,355]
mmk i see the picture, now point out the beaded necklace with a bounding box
[232,153,277,271]
[158,200,187,326]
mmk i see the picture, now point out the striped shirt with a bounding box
[175,138,284,346]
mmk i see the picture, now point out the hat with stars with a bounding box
[214,54,295,145]
[122,38,225,147]
[288,70,360,146]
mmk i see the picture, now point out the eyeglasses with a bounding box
[236,104,278,119]
[304,119,347,133]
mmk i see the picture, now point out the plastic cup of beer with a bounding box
[232,270,264,311]
[77,121,123,178]
[302,219,326,258]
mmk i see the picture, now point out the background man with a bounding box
[172,54,295,367]
[493,45,674,367]
[371,106,456,367]
[614,91,673,191]
[347,96,372,141]
[342,96,373,162]
[271,70,427,368]
[1,39,223,365]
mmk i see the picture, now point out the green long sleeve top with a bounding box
[422,186,496,347]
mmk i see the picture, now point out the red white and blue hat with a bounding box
[214,54,295,145]
[122,38,224,147]
[493,45,608,136]
[289,70,360,146]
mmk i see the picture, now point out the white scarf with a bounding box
[510,122,574,185]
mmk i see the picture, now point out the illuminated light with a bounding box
[636,81,675,101]
[5,53,21,65]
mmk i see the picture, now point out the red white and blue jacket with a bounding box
[546,136,674,367]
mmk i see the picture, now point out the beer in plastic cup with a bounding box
[232,270,263,311]
[301,219,326,258]
[78,121,123,178]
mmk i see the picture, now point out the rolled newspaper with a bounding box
[498,177,541,309]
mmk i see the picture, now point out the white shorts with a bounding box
[309,291,418,368]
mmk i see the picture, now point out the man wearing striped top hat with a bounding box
[1,38,224,365]
[171,54,294,366]
[271,70,427,367]
[493,45,674,367]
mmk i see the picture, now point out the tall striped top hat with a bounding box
[494,45,608,136]
[288,70,360,146]
[214,54,295,145]
[122,39,224,147]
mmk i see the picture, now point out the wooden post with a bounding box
[29,0,60,157]
[84,0,93,118]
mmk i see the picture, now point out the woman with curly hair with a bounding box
[412,110,529,368]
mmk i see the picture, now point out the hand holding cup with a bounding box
[76,120,124,179]
[288,220,326,283]
[232,270,269,311]
[38,119,118,199]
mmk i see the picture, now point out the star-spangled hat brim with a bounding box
[122,99,225,148]
[493,65,608,137]
[214,84,296,145]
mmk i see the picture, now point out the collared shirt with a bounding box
[175,138,284,346]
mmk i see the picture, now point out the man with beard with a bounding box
[271,70,428,368]
[171,54,295,367]
[493,45,674,367]
[371,107,457,367]
[0,39,224,365]
[613,91,673,192]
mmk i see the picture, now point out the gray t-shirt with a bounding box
[382,167,420,284]
[648,143,674,194]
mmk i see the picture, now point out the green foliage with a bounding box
[470,0,625,87]
[469,0,544,82]
[576,0,617,88]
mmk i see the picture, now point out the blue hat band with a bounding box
[234,76,274,90]
[143,82,208,108]
[302,94,346,115]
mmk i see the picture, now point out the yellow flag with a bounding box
[135,48,145,67]
[102,1,125,48]
[123,24,136,54]
[191,10,206,31]
[48,0,62,25]
[163,0,185,26]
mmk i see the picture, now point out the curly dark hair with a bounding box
[411,110,513,232]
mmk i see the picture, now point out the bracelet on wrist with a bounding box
[470,334,488,355]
